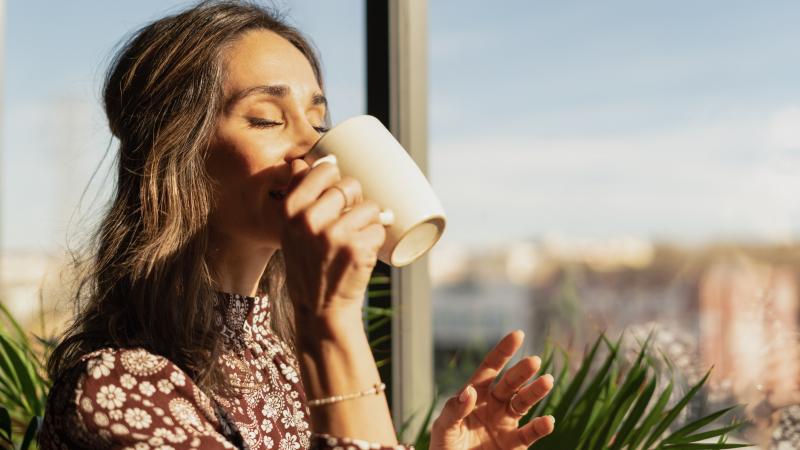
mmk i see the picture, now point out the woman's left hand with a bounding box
[431,330,555,450]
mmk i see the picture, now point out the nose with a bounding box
[284,119,322,163]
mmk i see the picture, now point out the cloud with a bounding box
[767,107,800,151]
[429,109,800,245]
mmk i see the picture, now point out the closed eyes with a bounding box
[247,117,328,133]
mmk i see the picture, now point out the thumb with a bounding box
[434,384,477,431]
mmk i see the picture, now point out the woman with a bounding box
[39,2,556,449]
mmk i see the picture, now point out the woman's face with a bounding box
[207,29,327,248]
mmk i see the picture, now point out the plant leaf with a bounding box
[20,415,42,450]
[643,369,712,449]
[670,422,746,445]
[0,303,28,346]
[662,406,740,444]
[0,335,42,415]
[413,393,439,450]
[628,380,673,449]
[551,333,604,422]
[0,406,11,444]
[608,375,656,450]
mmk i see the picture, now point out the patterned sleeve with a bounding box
[50,348,237,449]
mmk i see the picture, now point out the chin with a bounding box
[244,227,282,250]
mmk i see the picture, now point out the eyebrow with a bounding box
[227,84,327,109]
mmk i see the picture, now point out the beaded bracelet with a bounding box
[307,382,386,407]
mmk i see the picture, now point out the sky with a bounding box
[3,0,800,252]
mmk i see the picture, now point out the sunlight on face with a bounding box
[207,29,327,248]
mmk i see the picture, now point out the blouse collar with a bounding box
[215,291,269,353]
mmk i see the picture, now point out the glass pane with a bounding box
[429,1,800,447]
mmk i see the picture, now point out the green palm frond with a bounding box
[0,302,52,449]
[410,332,749,450]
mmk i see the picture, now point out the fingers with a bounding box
[327,201,387,249]
[330,177,364,210]
[298,177,364,233]
[331,200,381,231]
[469,330,525,395]
[491,356,541,403]
[432,385,477,432]
[307,202,385,271]
[284,160,341,219]
[357,223,387,252]
[509,374,554,416]
[517,415,555,447]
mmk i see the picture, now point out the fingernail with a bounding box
[311,154,338,169]
[379,209,395,226]
[534,415,555,434]
[459,385,472,403]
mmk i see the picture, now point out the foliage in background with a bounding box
[366,273,393,370]
[435,343,489,398]
[0,303,51,450]
[409,333,750,450]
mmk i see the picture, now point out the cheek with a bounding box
[207,125,291,197]
[206,131,288,240]
[207,135,266,181]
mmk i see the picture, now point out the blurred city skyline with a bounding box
[3,0,800,252]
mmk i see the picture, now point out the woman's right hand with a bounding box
[279,158,399,445]
[279,158,387,326]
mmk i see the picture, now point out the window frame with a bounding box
[366,0,433,440]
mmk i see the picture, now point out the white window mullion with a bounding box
[387,0,433,441]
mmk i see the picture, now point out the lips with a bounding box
[269,169,294,201]
[268,187,289,201]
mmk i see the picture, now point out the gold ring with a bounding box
[330,185,351,208]
[508,392,526,417]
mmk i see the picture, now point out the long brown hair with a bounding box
[47,0,324,395]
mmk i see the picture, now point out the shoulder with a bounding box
[41,347,231,449]
[80,347,182,385]
[77,347,218,423]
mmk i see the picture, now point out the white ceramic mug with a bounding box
[303,115,446,267]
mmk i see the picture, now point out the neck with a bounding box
[206,229,277,297]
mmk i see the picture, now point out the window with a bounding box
[428,2,800,447]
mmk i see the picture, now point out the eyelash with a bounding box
[247,118,329,133]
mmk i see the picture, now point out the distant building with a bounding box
[699,258,799,404]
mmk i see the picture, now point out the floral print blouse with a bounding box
[39,292,410,450]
